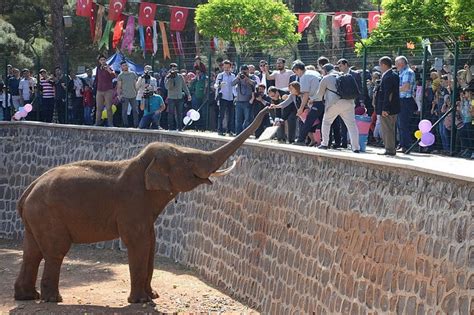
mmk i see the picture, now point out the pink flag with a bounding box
[121,16,135,53]
[335,12,352,27]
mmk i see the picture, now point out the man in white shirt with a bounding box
[19,69,35,106]
[70,72,84,125]
[264,58,294,89]
[214,60,236,135]
[315,64,360,153]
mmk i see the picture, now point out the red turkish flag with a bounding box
[297,13,316,33]
[138,2,157,27]
[170,7,189,32]
[334,12,352,27]
[89,3,97,40]
[76,0,92,17]
[108,0,126,21]
[368,11,383,33]
[145,26,153,53]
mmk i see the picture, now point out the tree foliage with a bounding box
[356,0,473,55]
[0,18,32,67]
[195,0,301,54]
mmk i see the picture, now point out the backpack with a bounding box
[328,73,360,100]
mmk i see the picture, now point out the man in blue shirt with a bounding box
[232,64,256,135]
[138,88,165,129]
[395,56,417,153]
[214,60,236,135]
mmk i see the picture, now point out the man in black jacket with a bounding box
[376,56,400,156]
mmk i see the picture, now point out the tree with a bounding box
[0,18,32,67]
[50,0,66,69]
[195,0,301,55]
[355,0,473,55]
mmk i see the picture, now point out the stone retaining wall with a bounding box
[0,122,472,314]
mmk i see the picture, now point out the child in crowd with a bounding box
[458,88,473,158]
[83,84,94,125]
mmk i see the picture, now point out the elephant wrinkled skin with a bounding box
[14,108,269,303]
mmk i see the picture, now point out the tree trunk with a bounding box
[50,0,65,69]
[294,0,311,63]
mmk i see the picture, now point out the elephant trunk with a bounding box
[209,107,269,172]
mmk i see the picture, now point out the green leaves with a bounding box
[195,0,301,54]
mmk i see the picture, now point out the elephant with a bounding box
[14,107,270,303]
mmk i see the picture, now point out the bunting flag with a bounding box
[159,22,171,60]
[121,16,135,53]
[145,26,153,53]
[210,38,216,51]
[318,14,327,42]
[76,0,93,17]
[89,3,97,40]
[108,0,126,21]
[194,27,200,55]
[138,2,157,27]
[357,18,368,39]
[170,7,189,32]
[421,38,432,55]
[406,41,415,49]
[345,24,354,47]
[94,5,105,44]
[298,13,316,33]
[112,15,125,49]
[99,20,114,50]
[368,11,383,33]
[170,32,179,56]
[335,12,352,27]
[138,26,146,55]
[331,16,340,49]
[152,21,158,56]
[176,31,184,56]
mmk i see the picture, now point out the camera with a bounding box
[239,73,246,79]
[167,70,178,79]
[143,72,151,81]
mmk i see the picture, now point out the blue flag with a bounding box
[138,26,145,53]
[358,18,368,39]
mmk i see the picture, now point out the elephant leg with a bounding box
[123,230,152,303]
[39,235,71,302]
[145,228,159,299]
[14,229,43,300]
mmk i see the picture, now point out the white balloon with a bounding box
[183,116,192,125]
[190,110,200,121]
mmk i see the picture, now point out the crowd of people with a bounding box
[1,53,472,158]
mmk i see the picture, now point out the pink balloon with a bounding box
[24,104,33,113]
[13,112,22,120]
[19,110,28,118]
[418,119,432,133]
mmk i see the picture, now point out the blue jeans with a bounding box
[235,101,252,134]
[218,99,234,134]
[139,112,161,129]
[398,98,417,149]
[84,107,93,125]
[439,123,450,151]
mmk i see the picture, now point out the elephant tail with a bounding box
[17,178,40,219]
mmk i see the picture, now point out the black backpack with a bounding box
[328,73,360,100]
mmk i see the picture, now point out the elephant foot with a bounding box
[146,288,159,299]
[41,291,63,303]
[128,292,152,303]
[14,287,40,301]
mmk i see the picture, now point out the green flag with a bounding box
[319,14,327,43]
[99,21,114,50]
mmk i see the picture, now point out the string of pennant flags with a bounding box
[76,0,410,59]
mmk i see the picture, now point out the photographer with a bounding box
[136,65,157,119]
[165,63,191,131]
[94,54,116,127]
[250,83,271,138]
[232,64,256,135]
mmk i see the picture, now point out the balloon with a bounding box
[186,110,193,117]
[24,104,33,112]
[414,130,422,140]
[190,110,200,121]
[18,106,24,112]
[14,112,22,120]
[418,119,432,133]
[19,110,28,118]
[421,132,435,146]
[419,141,428,147]
[101,105,117,120]
[183,116,192,125]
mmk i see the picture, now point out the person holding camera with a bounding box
[232,64,256,135]
[136,65,158,118]
[165,63,191,131]
[94,54,116,127]
[117,60,138,128]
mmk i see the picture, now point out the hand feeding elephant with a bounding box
[14,107,270,303]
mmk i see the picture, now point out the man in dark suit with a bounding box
[376,56,400,156]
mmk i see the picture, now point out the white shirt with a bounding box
[73,78,83,97]
[19,78,35,100]
[268,69,294,89]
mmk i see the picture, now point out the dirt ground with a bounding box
[0,239,258,314]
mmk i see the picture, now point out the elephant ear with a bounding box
[145,158,172,191]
